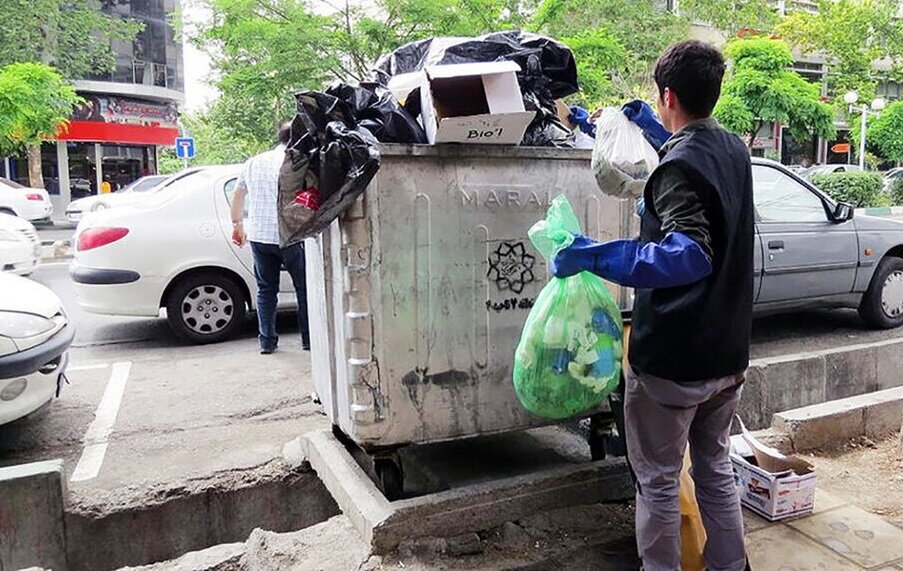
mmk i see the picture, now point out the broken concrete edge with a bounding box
[299,429,632,554]
[66,458,305,517]
[297,430,394,548]
[772,386,903,452]
[373,459,631,552]
[66,459,339,571]
[740,336,903,430]
[0,459,68,571]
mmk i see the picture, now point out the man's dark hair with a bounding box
[277,121,292,145]
[654,40,725,118]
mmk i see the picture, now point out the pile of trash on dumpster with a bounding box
[278,31,581,244]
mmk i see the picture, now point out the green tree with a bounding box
[857,100,903,163]
[679,0,780,38]
[777,0,903,102]
[0,63,81,188]
[530,0,688,107]
[195,0,534,152]
[0,0,142,79]
[0,0,141,188]
[157,110,272,174]
[715,36,835,149]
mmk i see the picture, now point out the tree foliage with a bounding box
[715,36,835,148]
[195,0,535,151]
[530,0,687,106]
[192,0,687,153]
[0,0,142,78]
[0,63,81,155]
[776,0,903,102]
[679,0,780,37]
[859,100,903,162]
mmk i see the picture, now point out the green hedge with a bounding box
[809,172,886,208]
[891,178,903,206]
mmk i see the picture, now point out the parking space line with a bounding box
[70,361,132,482]
[68,363,110,372]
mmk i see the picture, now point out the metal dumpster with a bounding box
[306,144,635,466]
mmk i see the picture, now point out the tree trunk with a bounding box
[26,144,45,189]
[747,121,762,150]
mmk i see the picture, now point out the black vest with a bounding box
[628,126,754,383]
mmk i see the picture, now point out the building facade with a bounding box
[1,0,183,214]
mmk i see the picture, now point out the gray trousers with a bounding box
[624,365,747,571]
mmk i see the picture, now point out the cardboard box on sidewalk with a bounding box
[417,61,536,145]
[730,423,816,522]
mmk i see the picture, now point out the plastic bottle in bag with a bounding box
[513,195,623,420]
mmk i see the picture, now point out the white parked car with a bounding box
[0,213,41,276]
[0,177,52,221]
[71,165,298,344]
[65,174,169,224]
[0,273,73,425]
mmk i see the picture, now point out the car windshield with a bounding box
[121,176,169,194]
[136,169,214,208]
[0,176,26,189]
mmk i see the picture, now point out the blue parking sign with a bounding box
[175,137,196,159]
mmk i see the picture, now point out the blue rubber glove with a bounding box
[550,232,713,289]
[621,100,671,151]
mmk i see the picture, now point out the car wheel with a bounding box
[859,256,903,329]
[0,207,15,216]
[165,273,246,344]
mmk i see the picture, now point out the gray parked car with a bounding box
[752,159,903,328]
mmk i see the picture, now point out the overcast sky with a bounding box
[181,2,217,112]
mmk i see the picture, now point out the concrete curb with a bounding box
[0,460,67,571]
[300,429,632,553]
[739,337,903,430]
[856,206,903,216]
[772,386,903,451]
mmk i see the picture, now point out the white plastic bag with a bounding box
[591,108,660,199]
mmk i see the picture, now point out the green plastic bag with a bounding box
[513,195,624,420]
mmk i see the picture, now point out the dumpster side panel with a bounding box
[311,147,635,449]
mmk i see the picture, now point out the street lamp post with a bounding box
[845,91,887,169]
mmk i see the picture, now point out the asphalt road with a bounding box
[0,264,324,509]
[5,261,903,511]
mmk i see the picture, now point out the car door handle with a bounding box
[768,240,785,250]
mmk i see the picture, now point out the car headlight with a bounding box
[0,229,22,242]
[0,311,55,338]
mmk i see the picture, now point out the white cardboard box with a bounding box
[730,432,817,521]
[418,61,535,145]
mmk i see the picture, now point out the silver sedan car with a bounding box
[751,159,903,328]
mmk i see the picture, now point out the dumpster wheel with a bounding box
[374,456,404,501]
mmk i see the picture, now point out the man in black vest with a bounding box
[552,41,753,570]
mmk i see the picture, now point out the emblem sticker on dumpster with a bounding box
[488,241,536,294]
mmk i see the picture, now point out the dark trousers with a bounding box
[250,241,310,350]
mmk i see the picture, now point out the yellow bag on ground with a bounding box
[680,449,707,571]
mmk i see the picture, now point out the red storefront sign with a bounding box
[57,94,179,145]
[57,120,179,145]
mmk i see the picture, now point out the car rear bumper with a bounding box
[71,265,162,316]
[71,266,140,284]
[0,241,39,275]
[19,201,53,221]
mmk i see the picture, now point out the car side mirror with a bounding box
[833,202,854,223]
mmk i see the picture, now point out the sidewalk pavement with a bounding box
[746,489,903,570]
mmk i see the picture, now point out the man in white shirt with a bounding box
[230,123,310,353]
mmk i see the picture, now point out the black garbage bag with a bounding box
[370,31,578,147]
[278,90,381,247]
[325,82,427,144]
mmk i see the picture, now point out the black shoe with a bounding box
[302,342,311,351]
[260,346,277,355]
